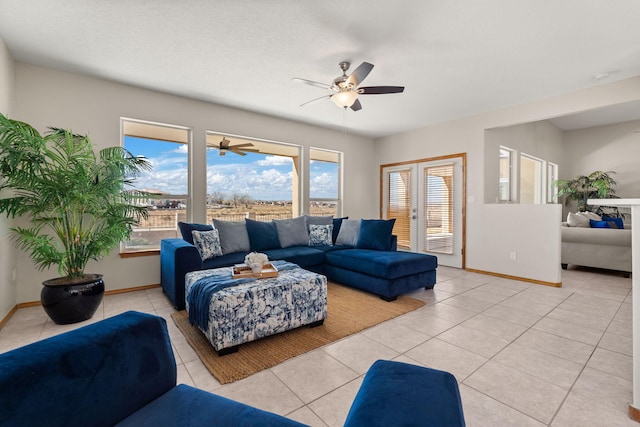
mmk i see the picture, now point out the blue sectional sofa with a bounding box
[0,311,466,426]
[161,216,438,309]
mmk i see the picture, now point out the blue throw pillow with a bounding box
[178,222,213,245]
[356,219,396,251]
[332,216,348,244]
[590,218,624,229]
[590,219,611,229]
[245,218,281,251]
[602,216,624,229]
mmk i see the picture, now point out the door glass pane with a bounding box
[387,170,411,249]
[424,164,454,254]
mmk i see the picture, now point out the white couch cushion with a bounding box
[567,211,601,227]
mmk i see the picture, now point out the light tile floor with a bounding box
[0,266,636,426]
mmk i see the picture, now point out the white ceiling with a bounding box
[1,0,640,138]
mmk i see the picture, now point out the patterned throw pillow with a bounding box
[192,229,223,261]
[308,224,333,246]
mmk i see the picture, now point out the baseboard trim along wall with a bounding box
[0,283,162,331]
[465,268,562,288]
[0,305,18,331]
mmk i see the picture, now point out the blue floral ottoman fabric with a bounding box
[185,263,327,352]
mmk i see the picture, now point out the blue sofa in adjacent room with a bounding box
[0,311,466,426]
[161,216,438,309]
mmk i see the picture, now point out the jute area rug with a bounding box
[171,282,426,384]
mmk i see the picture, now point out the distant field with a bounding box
[128,204,337,248]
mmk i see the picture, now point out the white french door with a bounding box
[382,155,464,268]
[382,165,417,251]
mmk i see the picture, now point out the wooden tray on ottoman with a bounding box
[232,263,279,279]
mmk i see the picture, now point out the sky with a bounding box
[124,136,338,201]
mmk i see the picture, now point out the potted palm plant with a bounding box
[556,170,618,213]
[0,114,151,324]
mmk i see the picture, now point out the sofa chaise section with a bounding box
[324,249,438,301]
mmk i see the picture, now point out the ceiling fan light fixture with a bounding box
[331,89,358,108]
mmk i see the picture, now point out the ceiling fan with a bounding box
[293,61,404,111]
[213,137,258,156]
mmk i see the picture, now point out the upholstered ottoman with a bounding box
[185,262,327,355]
[344,360,466,427]
[324,249,438,301]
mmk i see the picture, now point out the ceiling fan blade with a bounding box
[300,94,331,107]
[292,77,331,90]
[219,150,226,156]
[231,143,254,148]
[359,86,405,95]
[346,62,374,87]
[350,99,362,111]
[230,149,247,156]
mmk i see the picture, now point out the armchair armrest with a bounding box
[161,238,203,310]
[0,311,176,427]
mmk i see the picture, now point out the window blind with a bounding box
[386,169,412,249]
[424,163,454,254]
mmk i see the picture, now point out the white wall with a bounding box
[375,76,640,284]
[0,37,17,320]
[8,61,640,301]
[13,63,378,303]
[562,119,640,198]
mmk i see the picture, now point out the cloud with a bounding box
[256,156,292,166]
[130,147,328,201]
[132,168,189,195]
[206,166,293,200]
[173,145,189,154]
[310,172,338,198]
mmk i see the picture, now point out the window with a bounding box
[500,146,559,205]
[499,147,513,202]
[206,133,301,222]
[386,168,412,249]
[121,119,190,252]
[309,148,341,217]
[547,162,558,203]
[520,153,543,204]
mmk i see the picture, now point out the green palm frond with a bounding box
[0,114,151,279]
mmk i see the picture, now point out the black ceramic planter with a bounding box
[41,274,105,325]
